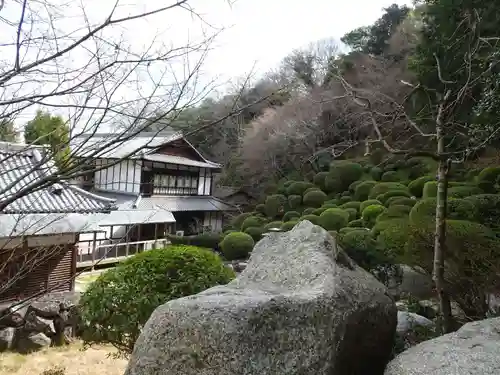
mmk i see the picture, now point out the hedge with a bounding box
[167,233,222,250]
[80,245,234,355]
[408,175,435,197]
[348,218,365,228]
[319,208,350,231]
[304,187,322,195]
[325,162,363,193]
[381,171,403,182]
[372,218,409,238]
[368,182,408,199]
[303,207,316,215]
[376,220,410,260]
[255,204,266,215]
[303,190,327,208]
[220,232,255,260]
[340,230,391,272]
[361,204,386,227]
[422,181,437,199]
[409,198,476,227]
[370,166,383,181]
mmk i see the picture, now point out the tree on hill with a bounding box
[0,119,17,142]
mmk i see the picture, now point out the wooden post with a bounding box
[91,231,97,270]
[125,225,130,258]
[137,225,142,253]
[153,223,158,249]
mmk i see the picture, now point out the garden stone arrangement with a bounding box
[125,220,397,375]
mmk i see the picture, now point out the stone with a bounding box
[15,332,51,354]
[0,327,15,351]
[397,311,434,334]
[125,220,397,375]
[385,317,500,375]
[397,265,434,300]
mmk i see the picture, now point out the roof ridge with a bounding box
[67,185,117,205]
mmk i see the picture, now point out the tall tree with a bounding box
[0,119,17,142]
[24,110,70,168]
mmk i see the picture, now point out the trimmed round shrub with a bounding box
[372,218,409,237]
[281,220,298,231]
[319,208,350,231]
[241,216,266,232]
[386,196,416,207]
[368,182,408,199]
[408,176,435,197]
[167,233,222,250]
[286,181,315,196]
[360,199,383,213]
[287,194,302,209]
[339,196,352,204]
[283,180,295,188]
[362,204,386,227]
[379,190,412,205]
[340,230,391,272]
[303,207,316,215]
[447,185,483,198]
[255,204,266,215]
[244,226,264,242]
[354,181,377,201]
[324,199,339,206]
[376,204,411,222]
[370,166,383,181]
[344,207,358,221]
[340,201,361,212]
[303,190,327,208]
[369,148,385,165]
[422,181,437,199]
[409,198,476,227]
[381,171,402,182]
[283,211,300,222]
[325,162,364,193]
[299,214,321,225]
[348,180,364,194]
[265,194,287,218]
[464,194,500,232]
[477,166,500,193]
[304,187,321,195]
[313,207,327,216]
[264,221,283,231]
[348,218,365,227]
[376,220,410,260]
[220,232,255,260]
[230,212,252,230]
[80,245,234,354]
[313,172,329,191]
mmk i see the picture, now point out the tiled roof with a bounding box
[142,154,221,169]
[134,195,237,212]
[0,142,116,214]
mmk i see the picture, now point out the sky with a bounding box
[0,0,413,131]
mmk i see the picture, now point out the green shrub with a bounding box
[408,176,435,198]
[362,204,386,227]
[447,185,483,198]
[324,199,338,206]
[354,181,377,201]
[379,190,412,205]
[313,172,329,191]
[303,190,327,208]
[287,194,302,209]
[303,207,316,215]
[464,194,500,232]
[422,181,437,198]
[372,219,409,237]
[241,216,266,232]
[80,245,234,354]
[344,207,358,221]
[286,181,315,196]
[319,208,350,231]
[244,227,264,242]
[325,162,364,193]
[370,166,383,181]
[339,196,352,204]
[386,196,416,207]
[348,218,365,227]
[281,220,298,231]
[283,211,300,222]
[369,148,385,165]
[220,232,255,260]
[340,230,392,273]
[360,199,383,213]
[255,204,266,215]
[230,213,252,230]
[299,214,321,225]
[349,180,364,194]
[304,187,321,195]
[376,220,410,259]
[376,205,411,222]
[264,221,283,230]
[313,207,327,216]
[368,182,408,199]
[477,166,500,193]
[409,198,476,227]
[265,194,287,218]
[340,201,361,212]
[381,171,402,182]
[167,233,222,250]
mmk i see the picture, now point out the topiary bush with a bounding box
[241,216,266,232]
[464,194,500,233]
[325,162,364,193]
[376,220,410,259]
[264,221,283,230]
[283,210,301,222]
[340,201,362,212]
[265,194,287,218]
[409,198,476,227]
[344,207,358,221]
[281,220,298,231]
[372,218,409,238]
[220,232,255,260]
[379,190,412,205]
[313,207,327,216]
[286,181,315,196]
[348,218,365,227]
[244,226,264,242]
[304,187,321,195]
[386,196,416,207]
[476,166,500,193]
[376,205,411,222]
[447,185,483,199]
[303,190,327,208]
[80,245,234,355]
[313,172,329,191]
[408,176,435,198]
[299,214,321,225]
[230,212,252,230]
[339,196,352,204]
[354,181,377,201]
[319,208,350,231]
[360,199,383,213]
[368,182,408,199]
[422,181,437,199]
[381,171,402,182]
[303,207,316,215]
[362,204,386,227]
[287,194,302,209]
[370,166,383,181]
[167,232,222,250]
[255,204,266,215]
[348,180,364,194]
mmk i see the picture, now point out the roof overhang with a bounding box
[97,209,176,226]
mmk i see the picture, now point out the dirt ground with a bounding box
[0,342,128,375]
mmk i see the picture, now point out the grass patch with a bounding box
[0,341,127,375]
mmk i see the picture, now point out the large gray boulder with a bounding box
[125,220,397,375]
[385,317,500,375]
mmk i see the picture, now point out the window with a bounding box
[153,172,198,195]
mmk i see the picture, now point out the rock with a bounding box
[125,220,397,375]
[15,332,51,354]
[397,311,434,334]
[385,317,500,375]
[0,327,15,351]
[30,291,81,314]
[397,265,434,299]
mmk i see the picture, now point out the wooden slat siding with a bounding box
[47,244,74,293]
[155,139,204,161]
